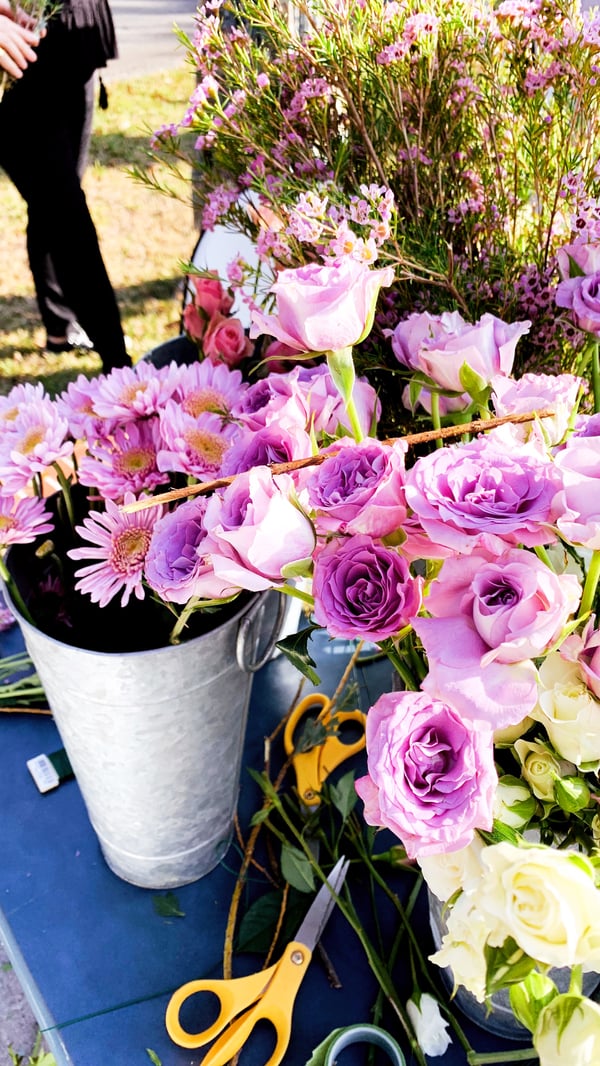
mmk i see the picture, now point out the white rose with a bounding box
[418,838,485,902]
[513,738,562,801]
[429,892,493,1003]
[478,842,600,969]
[406,993,452,1057]
[534,993,600,1066]
[532,652,600,768]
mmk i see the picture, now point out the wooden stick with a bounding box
[121,407,555,513]
[0,706,52,715]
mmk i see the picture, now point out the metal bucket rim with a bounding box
[3,582,264,662]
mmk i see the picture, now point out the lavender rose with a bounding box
[144,499,239,604]
[553,434,600,548]
[204,466,315,591]
[556,271,600,336]
[305,438,407,537]
[404,433,561,555]
[312,535,422,641]
[355,691,497,858]
[250,259,395,353]
[389,309,530,394]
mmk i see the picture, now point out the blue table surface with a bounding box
[0,624,527,1066]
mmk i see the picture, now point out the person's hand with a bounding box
[0,11,41,78]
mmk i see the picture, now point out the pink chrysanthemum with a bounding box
[91,363,184,422]
[0,383,47,430]
[157,401,239,478]
[0,495,54,548]
[56,375,116,441]
[174,360,248,417]
[0,397,73,493]
[68,494,161,607]
[77,418,170,501]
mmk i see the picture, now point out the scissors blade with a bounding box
[293,856,349,952]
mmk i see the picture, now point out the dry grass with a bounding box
[0,64,197,395]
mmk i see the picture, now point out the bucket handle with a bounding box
[236,591,288,674]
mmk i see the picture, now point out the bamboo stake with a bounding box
[121,407,555,513]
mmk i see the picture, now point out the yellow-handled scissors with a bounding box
[284,693,367,809]
[165,856,349,1066]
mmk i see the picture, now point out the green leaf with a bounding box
[458,361,488,401]
[249,805,272,827]
[509,972,558,1033]
[247,767,283,810]
[1,960,12,972]
[152,892,185,918]
[281,843,315,893]
[237,891,285,953]
[329,770,358,821]
[485,937,536,995]
[146,1051,163,1066]
[567,253,587,278]
[275,624,322,685]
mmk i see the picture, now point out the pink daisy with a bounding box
[157,401,239,479]
[77,418,170,501]
[0,397,73,493]
[68,494,161,608]
[0,495,55,548]
[91,362,184,422]
[174,360,248,418]
[56,375,117,441]
[0,383,47,430]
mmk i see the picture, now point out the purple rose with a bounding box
[144,498,238,604]
[553,435,600,548]
[355,691,497,858]
[404,433,561,555]
[312,534,422,641]
[250,259,395,353]
[220,423,313,477]
[230,374,308,433]
[305,438,407,537]
[389,309,530,394]
[556,272,600,336]
[204,466,316,591]
[561,616,600,699]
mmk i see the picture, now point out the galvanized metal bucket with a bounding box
[6,588,284,889]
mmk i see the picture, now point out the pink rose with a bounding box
[249,259,395,353]
[204,466,315,590]
[562,616,600,699]
[191,272,235,317]
[203,314,253,368]
[355,690,497,858]
[389,309,530,394]
[553,435,600,548]
[183,301,207,344]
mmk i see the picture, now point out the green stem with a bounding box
[280,584,314,608]
[0,555,36,627]
[592,340,600,415]
[378,638,418,690]
[430,389,443,449]
[169,595,201,644]
[534,544,554,570]
[53,463,75,532]
[467,1051,537,1065]
[579,550,600,619]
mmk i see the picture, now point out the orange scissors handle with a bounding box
[284,695,366,808]
[166,941,312,1066]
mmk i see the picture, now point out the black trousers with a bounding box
[0,23,128,370]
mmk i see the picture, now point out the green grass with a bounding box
[0,64,197,395]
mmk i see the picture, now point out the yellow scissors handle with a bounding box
[167,941,312,1066]
[285,695,367,807]
[165,963,279,1049]
[283,693,330,756]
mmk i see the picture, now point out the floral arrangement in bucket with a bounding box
[148,0,600,434]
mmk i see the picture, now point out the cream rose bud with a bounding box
[429,892,494,1003]
[513,739,563,802]
[494,717,533,746]
[532,652,600,768]
[493,775,537,829]
[406,993,452,1057]
[478,843,600,970]
[534,993,600,1066]
[418,838,485,903]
